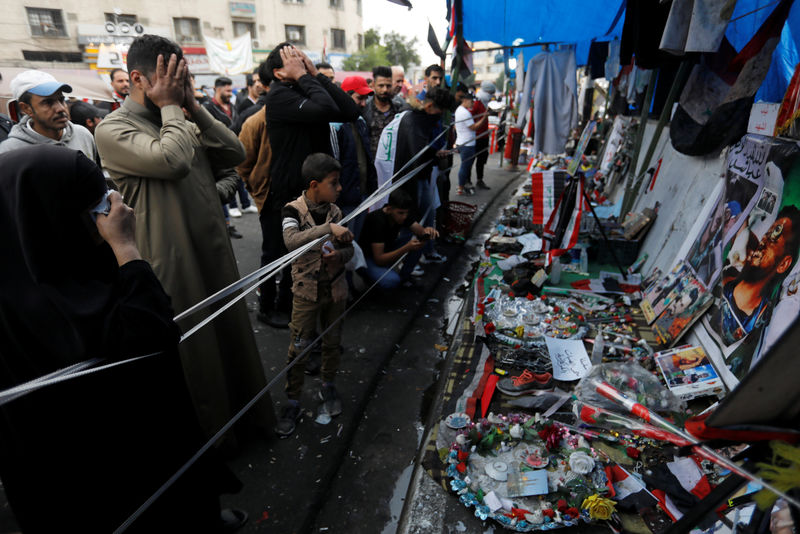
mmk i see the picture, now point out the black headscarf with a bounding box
[0,145,236,533]
[0,145,114,386]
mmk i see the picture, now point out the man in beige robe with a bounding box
[95,35,274,444]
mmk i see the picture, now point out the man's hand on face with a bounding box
[140,53,188,109]
[182,75,201,115]
[294,47,319,77]
[278,47,308,82]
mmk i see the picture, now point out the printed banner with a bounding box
[701,134,800,381]
[203,32,254,75]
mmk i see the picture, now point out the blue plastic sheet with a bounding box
[459,0,799,102]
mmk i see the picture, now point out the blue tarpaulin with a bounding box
[459,0,800,102]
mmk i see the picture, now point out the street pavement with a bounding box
[0,152,525,534]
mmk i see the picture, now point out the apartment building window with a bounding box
[357,33,363,50]
[104,13,138,25]
[174,17,201,44]
[331,28,345,50]
[22,50,82,62]
[284,0,304,4]
[285,25,305,45]
[26,7,67,37]
[330,0,343,8]
[357,0,362,16]
[233,21,255,38]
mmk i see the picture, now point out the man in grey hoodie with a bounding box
[0,70,96,160]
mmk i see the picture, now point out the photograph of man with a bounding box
[716,206,800,346]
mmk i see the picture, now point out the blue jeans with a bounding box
[363,230,423,289]
[458,145,476,187]
[228,178,251,209]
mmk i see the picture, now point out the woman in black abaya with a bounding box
[0,145,240,533]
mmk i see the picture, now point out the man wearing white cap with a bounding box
[0,70,96,160]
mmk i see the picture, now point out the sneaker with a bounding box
[477,180,491,190]
[456,187,465,196]
[411,265,425,277]
[242,205,259,214]
[256,310,290,329]
[228,226,243,239]
[465,186,476,196]
[496,369,554,396]
[420,252,447,264]
[229,207,243,218]
[317,384,342,417]
[275,403,301,437]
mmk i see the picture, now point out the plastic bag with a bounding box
[575,362,684,415]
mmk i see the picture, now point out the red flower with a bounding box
[566,507,580,518]
[456,462,467,474]
[509,291,515,298]
[626,446,640,459]
[486,297,495,303]
[509,507,530,520]
[477,303,485,314]
[457,450,469,462]
[538,424,563,451]
[484,322,496,335]
[557,499,568,512]
[542,509,555,518]
[526,292,535,300]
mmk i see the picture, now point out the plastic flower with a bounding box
[581,494,616,520]
[484,322,496,335]
[568,451,596,474]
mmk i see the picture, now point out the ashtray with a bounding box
[445,412,471,429]
[485,460,509,481]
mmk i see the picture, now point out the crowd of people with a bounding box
[0,34,500,531]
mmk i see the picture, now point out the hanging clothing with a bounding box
[517,49,579,156]
[620,0,680,69]
[588,41,609,80]
[0,146,237,533]
[660,0,736,55]
[605,39,621,81]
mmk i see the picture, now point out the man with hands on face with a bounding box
[95,34,275,446]
[259,42,360,327]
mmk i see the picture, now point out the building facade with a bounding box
[0,0,364,75]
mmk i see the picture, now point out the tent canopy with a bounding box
[461,0,624,48]
[459,0,800,102]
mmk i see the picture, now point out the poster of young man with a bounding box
[684,188,725,287]
[702,134,800,381]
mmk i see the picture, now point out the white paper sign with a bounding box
[544,336,592,381]
[747,102,780,136]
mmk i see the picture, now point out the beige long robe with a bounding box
[95,99,274,440]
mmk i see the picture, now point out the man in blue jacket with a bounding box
[329,75,377,240]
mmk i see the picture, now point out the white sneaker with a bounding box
[242,205,258,214]
[420,252,447,264]
[229,207,243,218]
[411,265,425,277]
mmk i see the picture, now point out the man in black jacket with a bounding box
[262,42,360,324]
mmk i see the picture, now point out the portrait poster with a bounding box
[701,134,800,382]
[684,187,725,288]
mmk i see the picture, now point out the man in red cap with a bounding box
[329,75,377,241]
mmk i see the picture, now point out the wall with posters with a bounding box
[631,121,726,279]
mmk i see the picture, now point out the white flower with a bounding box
[568,451,595,474]
[509,424,523,439]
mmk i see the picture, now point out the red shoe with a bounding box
[497,369,554,396]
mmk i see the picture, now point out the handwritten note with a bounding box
[544,336,592,381]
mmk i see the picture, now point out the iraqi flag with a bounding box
[542,177,588,261]
[643,456,717,527]
[605,464,658,511]
[531,170,568,225]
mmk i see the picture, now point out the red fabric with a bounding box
[471,99,488,134]
[480,374,499,418]
[685,412,800,444]
[464,355,495,419]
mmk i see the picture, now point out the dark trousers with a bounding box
[258,207,292,313]
[229,178,251,209]
[475,136,489,181]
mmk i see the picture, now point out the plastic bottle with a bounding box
[550,257,562,284]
